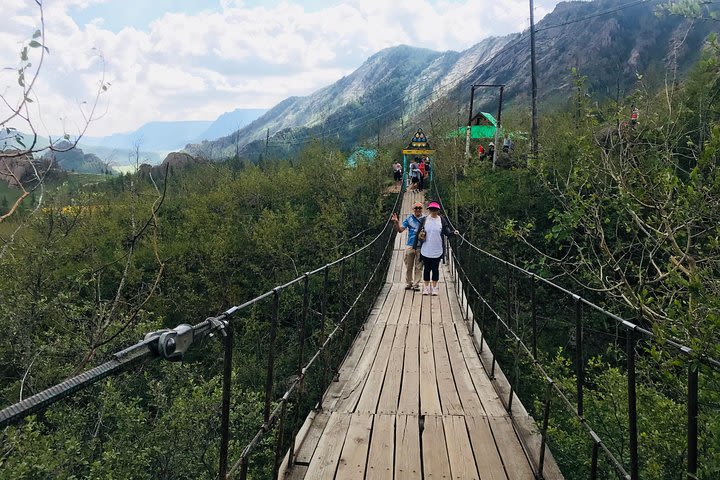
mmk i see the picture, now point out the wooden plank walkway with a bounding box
[279,193,563,480]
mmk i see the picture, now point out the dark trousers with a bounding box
[422,256,441,281]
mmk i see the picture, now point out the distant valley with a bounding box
[78,108,267,165]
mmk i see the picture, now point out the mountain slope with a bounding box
[194,108,268,143]
[83,121,213,152]
[457,0,716,110]
[186,0,717,160]
[185,38,512,158]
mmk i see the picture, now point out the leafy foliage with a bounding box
[0,144,394,478]
[432,38,720,479]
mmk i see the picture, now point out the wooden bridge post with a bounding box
[264,289,281,424]
[505,265,511,329]
[538,378,553,479]
[490,309,498,380]
[336,258,347,381]
[479,301,486,353]
[287,274,311,469]
[575,297,584,417]
[626,327,639,480]
[219,323,234,480]
[531,276,538,360]
[273,400,288,479]
[688,363,699,478]
[318,266,330,410]
[351,255,359,332]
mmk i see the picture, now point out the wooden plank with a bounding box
[440,279,507,418]
[323,283,393,411]
[303,412,352,479]
[419,292,432,325]
[406,286,423,325]
[394,288,415,326]
[394,243,405,284]
[465,415,509,480]
[328,282,397,413]
[293,410,331,465]
[282,464,308,480]
[398,323,420,415]
[385,283,407,326]
[441,321,485,416]
[281,408,316,467]
[335,413,374,480]
[371,282,397,325]
[377,324,408,414]
[456,340,507,417]
[443,415,480,480]
[334,322,388,413]
[366,414,395,480]
[432,323,463,415]
[325,284,391,399]
[430,286,443,325]
[395,414,422,479]
[422,415,452,479]
[419,324,442,415]
[356,324,397,413]
[488,416,535,479]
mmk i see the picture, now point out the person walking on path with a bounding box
[417,159,426,191]
[390,201,425,291]
[412,201,458,296]
[409,159,420,191]
[423,156,431,178]
[393,161,402,183]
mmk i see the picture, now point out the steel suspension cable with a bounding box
[226,198,400,478]
[431,176,720,367]
[0,190,403,429]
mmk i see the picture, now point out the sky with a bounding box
[2,0,563,137]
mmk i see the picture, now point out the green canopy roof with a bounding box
[447,112,499,139]
[346,148,377,167]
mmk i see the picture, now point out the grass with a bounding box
[0,172,113,218]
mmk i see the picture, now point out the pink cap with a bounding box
[427,201,441,209]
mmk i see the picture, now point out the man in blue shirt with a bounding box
[390,201,425,290]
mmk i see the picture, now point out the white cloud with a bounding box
[1,0,561,137]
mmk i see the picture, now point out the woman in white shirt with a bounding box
[412,201,458,296]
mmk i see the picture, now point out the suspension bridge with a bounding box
[274,192,561,479]
[1,187,716,480]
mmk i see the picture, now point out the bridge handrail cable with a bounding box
[0,191,402,440]
[434,185,719,368]
[433,178,717,480]
[227,193,401,478]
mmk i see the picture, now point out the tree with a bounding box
[659,0,720,21]
[1,1,109,226]
[514,44,720,356]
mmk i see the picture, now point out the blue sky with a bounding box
[3,0,563,138]
[69,0,336,31]
[68,0,507,31]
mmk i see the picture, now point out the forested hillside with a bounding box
[2,2,719,479]
[430,33,720,479]
[0,146,394,478]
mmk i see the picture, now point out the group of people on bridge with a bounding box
[390,200,458,296]
[393,156,431,192]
